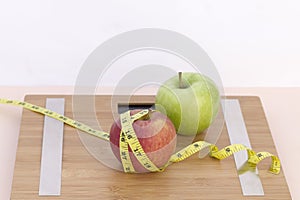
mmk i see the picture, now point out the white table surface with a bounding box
[0,86,299,200]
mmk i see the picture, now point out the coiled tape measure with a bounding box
[0,98,280,174]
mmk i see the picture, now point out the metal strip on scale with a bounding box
[223,99,264,196]
[39,98,65,196]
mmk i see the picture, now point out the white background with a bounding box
[0,0,300,87]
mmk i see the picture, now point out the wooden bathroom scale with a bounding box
[10,95,291,199]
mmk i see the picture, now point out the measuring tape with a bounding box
[0,98,280,174]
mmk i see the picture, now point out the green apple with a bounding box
[155,72,220,136]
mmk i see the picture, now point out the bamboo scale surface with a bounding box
[11,95,291,199]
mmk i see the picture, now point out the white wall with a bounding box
[0,0,300,87]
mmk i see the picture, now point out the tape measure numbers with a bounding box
[0,98,110,141]
[120,110,162,173]
[0,98,280,174]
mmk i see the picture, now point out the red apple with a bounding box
[109,109,177,173]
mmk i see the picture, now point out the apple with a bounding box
[109,109,177,173]
[155,72,220,136]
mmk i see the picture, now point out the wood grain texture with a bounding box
[11,95,291,200]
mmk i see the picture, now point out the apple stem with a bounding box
[178,72,184,89]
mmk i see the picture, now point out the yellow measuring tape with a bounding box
[0,98,280,174]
